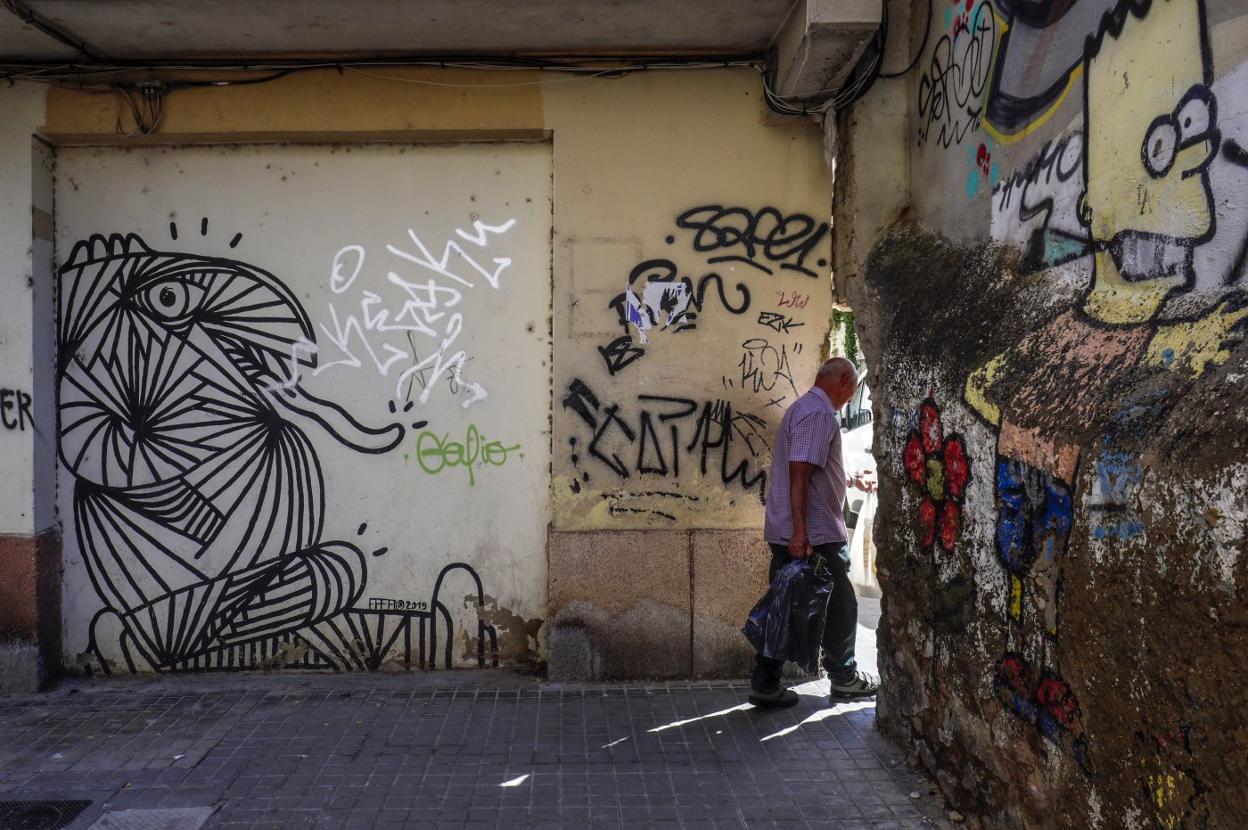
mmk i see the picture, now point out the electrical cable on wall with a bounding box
[878,0,931,79]
[0,5,907,129]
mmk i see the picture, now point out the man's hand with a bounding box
[788,531,814,559]
[847,468,878,494]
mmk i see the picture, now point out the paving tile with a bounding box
[0,674,948,830]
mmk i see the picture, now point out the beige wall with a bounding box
[545,71,832,532]
[0,66,833,679]
[0,83,46,537]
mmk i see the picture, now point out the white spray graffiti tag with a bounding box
[272,218,516,407]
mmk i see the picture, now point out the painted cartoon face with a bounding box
[1081,0,1217,322]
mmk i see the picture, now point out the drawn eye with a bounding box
[1141,116,1177,179]
[1176,94,1211,140]
[142,279,204,322]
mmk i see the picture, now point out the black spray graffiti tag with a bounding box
[562,379,769,503]
[723,338,800,398]
[991,130,1087,269]
[757,311,804,333]
[598,203,828,377]
[600,258,751,376]
[673,205,830,278]
[56,229,498,674]
[917,0,997,148]
[0,387,33,431]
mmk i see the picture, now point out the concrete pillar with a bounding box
[0,85,60,693]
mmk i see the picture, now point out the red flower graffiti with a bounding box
[903,398,970,553]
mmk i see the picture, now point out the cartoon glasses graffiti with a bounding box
[1080,0,1220,324]
[1140,85,1219,183]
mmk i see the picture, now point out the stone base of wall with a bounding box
[0,639,41,694]
[0,528,62,690]
[547,528,771,680]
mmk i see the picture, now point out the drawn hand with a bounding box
[1146,300,1248,378]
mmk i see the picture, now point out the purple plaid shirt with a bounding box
[763,387,848,545]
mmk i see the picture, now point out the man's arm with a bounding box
[788,460,815,559]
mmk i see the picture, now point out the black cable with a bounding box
[0,52,769,78]
[832,3,887,110]
[173,70,296,88]
[1,0,104,63]
[879,0,932,79]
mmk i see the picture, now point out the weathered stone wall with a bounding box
[836,0,1248,826]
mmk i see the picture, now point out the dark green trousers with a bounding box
[750,542,858,692]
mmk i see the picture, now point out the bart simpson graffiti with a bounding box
[966,0,1248,770]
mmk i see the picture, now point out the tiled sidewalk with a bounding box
[0,670,948,830]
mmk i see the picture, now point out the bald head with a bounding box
[814,357,858,408]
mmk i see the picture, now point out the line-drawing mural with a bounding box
[57,229,499,673]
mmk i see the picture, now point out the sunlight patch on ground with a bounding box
[647,703,754,733]
[759,700,876,742]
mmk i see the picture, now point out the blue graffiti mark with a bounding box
[996,458,1074,576]
[1035,479,1074,562]
[1091,519,1145,540]
[627,301,647,331]
[1109,389,1170,442]
[890,405,917,442]
[1094,450,1143,505]
[1042,232,1087,266]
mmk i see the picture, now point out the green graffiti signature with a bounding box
[415,424,523,486]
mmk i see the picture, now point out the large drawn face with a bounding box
[1082,0,1218,323]
[58,233,316,490]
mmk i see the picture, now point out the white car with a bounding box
[840,376,880,598]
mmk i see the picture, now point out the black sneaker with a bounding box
[748,687,800,708]
[829,671,879,699]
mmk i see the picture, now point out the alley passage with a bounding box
[0,673,945,829]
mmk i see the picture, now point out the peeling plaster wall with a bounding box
[837,0,1248,826]
[0,67,831,682]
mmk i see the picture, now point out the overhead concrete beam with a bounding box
[772,0,881,101]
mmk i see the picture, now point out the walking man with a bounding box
[749,357,880,708]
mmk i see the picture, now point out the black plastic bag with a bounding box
[742,554,834,673]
